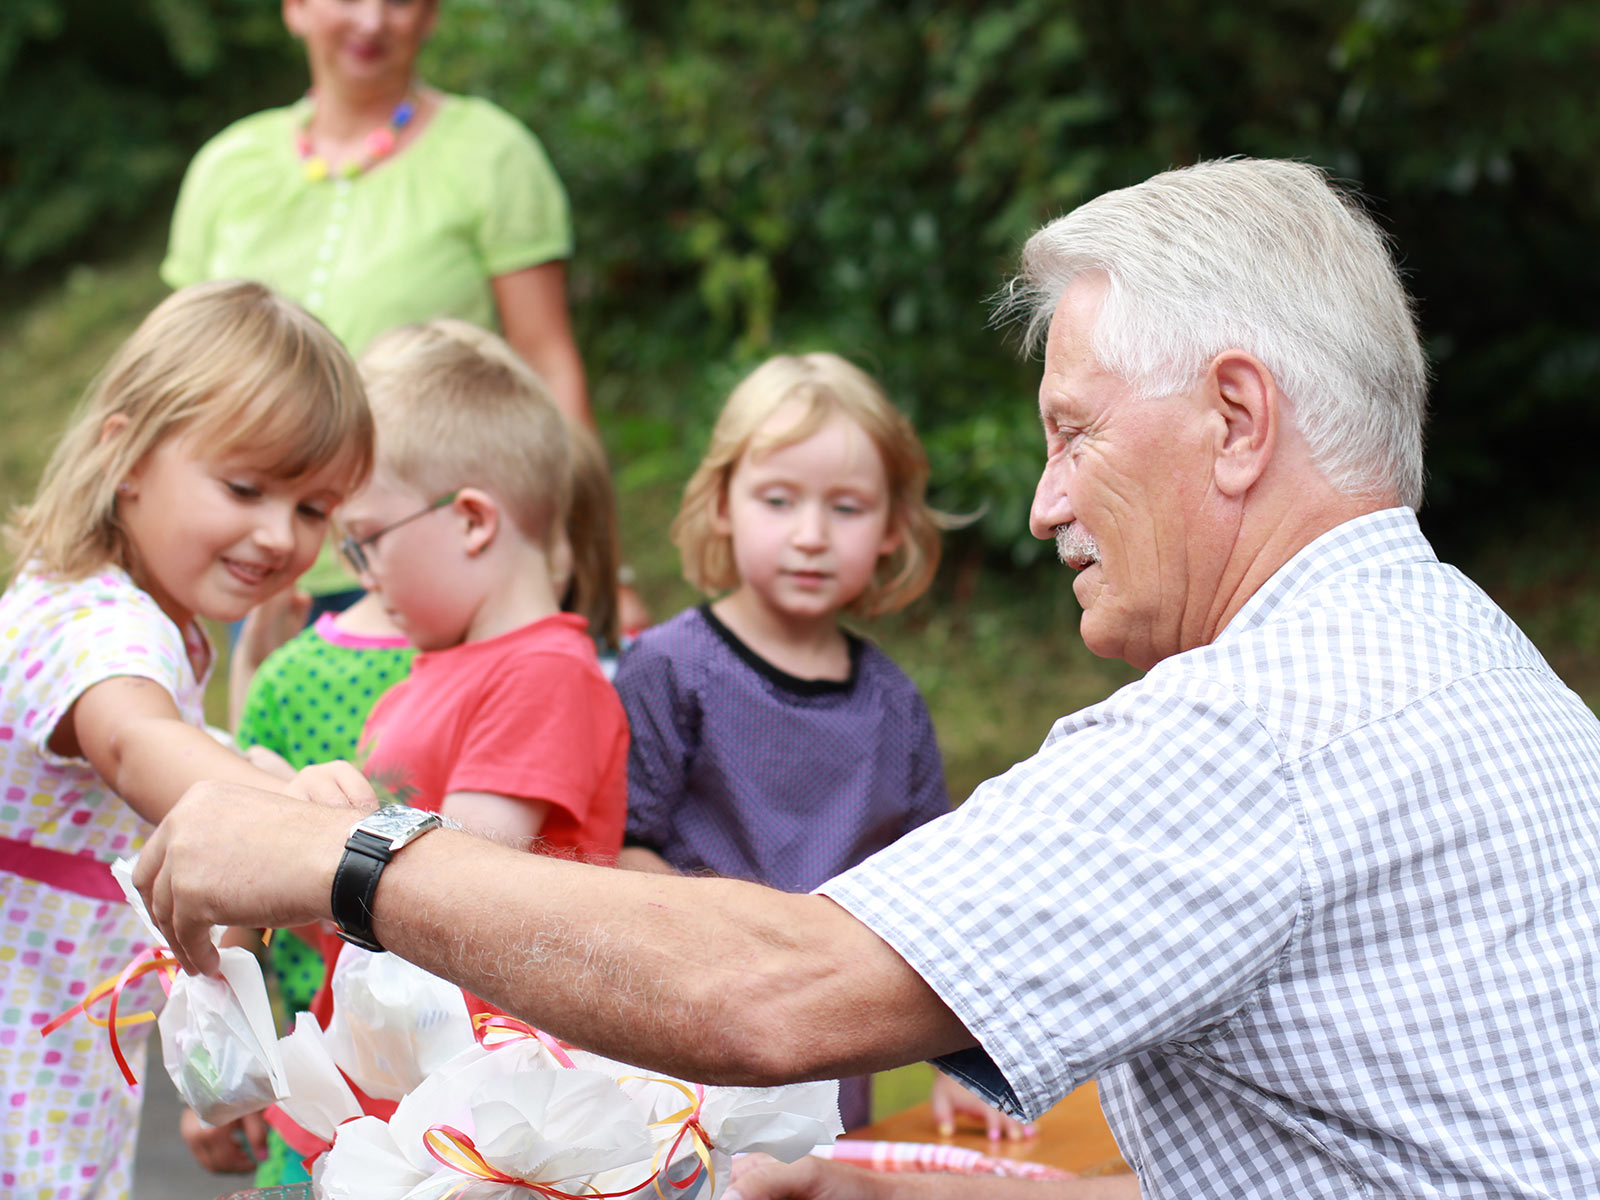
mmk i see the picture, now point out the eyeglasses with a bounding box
[337,489,460,576]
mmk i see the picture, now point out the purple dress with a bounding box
[615,605,949,1128]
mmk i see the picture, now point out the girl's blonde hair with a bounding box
[5,279,372,581]
[674,352,948,617]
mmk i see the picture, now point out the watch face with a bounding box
[357,805,439,846]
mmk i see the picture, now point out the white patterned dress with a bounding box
[0,567,209,1200]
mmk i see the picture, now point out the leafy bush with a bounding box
[10,1,1600,562]
[0,0,297,270]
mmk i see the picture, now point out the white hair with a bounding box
[1004,158,1428,509]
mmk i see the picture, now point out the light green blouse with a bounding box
[162,92,573,357]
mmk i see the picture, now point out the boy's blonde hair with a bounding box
[674,352,946,617]
[359,320,573,555]
[5,279,372,581]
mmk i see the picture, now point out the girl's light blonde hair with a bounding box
[359,318,575,573]
[5,279,372,582]
[674,352,949,617]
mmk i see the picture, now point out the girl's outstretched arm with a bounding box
[54,674,370,823]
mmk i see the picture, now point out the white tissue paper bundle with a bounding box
[110,856,289,1125]
[313,1028,843,1200]
[274,1011,364,1141]
[323,946,477,1100]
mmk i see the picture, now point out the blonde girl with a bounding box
[0,279,375,1198]
[611,353,947,1128]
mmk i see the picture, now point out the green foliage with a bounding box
[425,0,1600,561]
[8,1,1600,562]
[0,0,297,270]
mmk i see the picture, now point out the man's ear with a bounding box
[454,488,500,557]
[1208,350,1279,498]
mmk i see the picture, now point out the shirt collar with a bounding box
[1218,506,1435,642]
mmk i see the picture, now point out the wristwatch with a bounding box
[331,805,442,953]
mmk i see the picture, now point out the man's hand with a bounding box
[929,1072,1036,1141]
[179,1107,267,1173]
[134,782,358,976]
[727,1154,889,1200]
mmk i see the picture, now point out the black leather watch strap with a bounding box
[331,829,394,953]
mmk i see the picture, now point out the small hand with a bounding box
[727,1153,887,1200]
[244,744,296,780]
[287,760,378,808]
[179,1106,268,1173]
[929,1072,1036,1141]
[618,583,652,637]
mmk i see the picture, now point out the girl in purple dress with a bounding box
[615,353,1028,1139]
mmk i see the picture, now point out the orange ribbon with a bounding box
[40,945,178,1085]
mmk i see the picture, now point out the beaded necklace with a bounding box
[296,91,416,182]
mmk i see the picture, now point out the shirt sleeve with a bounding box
[22,575,192,759]
[443,652,612,825]
[613,640,697,852]
[471,102,574,276]
[160,134,223,289]
[820,675,1302,1121]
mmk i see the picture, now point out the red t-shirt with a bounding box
[360,612,627,863]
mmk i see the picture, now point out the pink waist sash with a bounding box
[0,834,123,902]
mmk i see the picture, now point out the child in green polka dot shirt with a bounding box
[232,590,413,1185]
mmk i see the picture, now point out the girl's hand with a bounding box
[929,1072,1036,1141]
[287,760,378,808]
[244,744,296,780]
[179,1106,267,1173]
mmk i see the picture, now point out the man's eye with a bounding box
[226,481,261,499]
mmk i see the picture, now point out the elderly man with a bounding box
[137,159,1600,1199]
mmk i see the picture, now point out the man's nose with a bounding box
[1029,464,1071,541]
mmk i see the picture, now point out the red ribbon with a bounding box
[40,945,177,1085]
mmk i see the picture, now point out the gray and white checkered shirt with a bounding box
[824,508,1600,1198]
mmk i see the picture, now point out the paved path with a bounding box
[134,1040,251,1200]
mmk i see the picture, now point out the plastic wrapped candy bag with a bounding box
[323,946,476,1100]
[109,857,288,1125]
[159,943,289,1124]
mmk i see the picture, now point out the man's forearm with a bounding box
[138,783,974,1084]
[370,828,973,1081]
